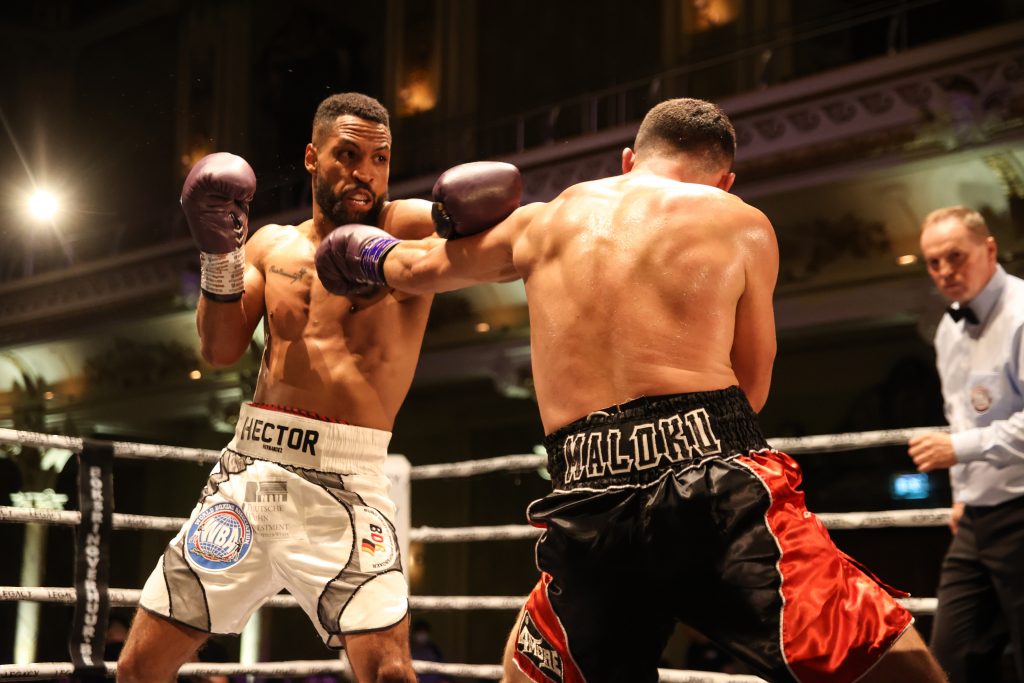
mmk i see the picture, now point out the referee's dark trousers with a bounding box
[931,495,1024,683]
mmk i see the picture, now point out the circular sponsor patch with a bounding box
[970,385,993,413]
[186,502,253,571]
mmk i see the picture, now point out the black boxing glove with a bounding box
[315,224,400,298]
[431,161,522,239]
[181,152,257,302]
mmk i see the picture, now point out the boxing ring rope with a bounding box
[0,661,768,683]
[0,425,948,472]
[0,586,939,616]
[0,424,951,682]
[0,503,957,536]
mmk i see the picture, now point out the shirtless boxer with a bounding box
[116,93,520,683]
[315,98,947,682]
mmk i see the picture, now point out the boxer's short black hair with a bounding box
[635,98,736,171]
[312,93,390,143]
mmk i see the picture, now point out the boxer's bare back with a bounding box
[510,171,777,431]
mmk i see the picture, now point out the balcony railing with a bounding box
[390,0,990,176]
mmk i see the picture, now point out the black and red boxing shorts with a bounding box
[512,387,912,683]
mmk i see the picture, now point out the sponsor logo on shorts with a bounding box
[562,407,722,483]
[516,612,563,682]
[355,506,398,573]
[244,481,293,539]
[970,385,993,413]
[239,417,319,457]
[186,502,253,571]
[244,480,288,503]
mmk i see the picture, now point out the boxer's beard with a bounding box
[314,175,386,227]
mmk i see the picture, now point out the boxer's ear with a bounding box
[718,172,736,192]
[304,143,318,174]
[621,148,637,174]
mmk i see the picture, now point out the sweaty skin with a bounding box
[384,158,778,432]
[196,116,435,430]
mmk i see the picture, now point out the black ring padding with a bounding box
[70,442,115,672]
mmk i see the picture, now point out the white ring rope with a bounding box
[411,426,954,479]
[767,426,948,455]
[0,659,772,682]
[412,453,546,479]
[0,505,954,537]
[412,523,543,542]
[0,425,949,478]
[409,595,527,610]
[815,508,952,529]
[0,585,938,616]
[0,587,530,611]
[0,505,186,531]
[0,428,220,465]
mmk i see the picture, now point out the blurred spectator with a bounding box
[410,620,451,683]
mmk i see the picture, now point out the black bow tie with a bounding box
[947,305,979,324]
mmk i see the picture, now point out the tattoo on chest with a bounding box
[269,265,312,285]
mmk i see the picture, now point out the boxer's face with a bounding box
[306,114,391,227]
[920,217,996,304]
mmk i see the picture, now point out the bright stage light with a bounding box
[28,190,59,221]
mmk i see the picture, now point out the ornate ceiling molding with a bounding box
[0,243,194,345]
[731,51,1024,166]
[515,33,1024,202]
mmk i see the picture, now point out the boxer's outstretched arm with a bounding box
[731,215,778,413]
[384,203,542,294]
[197,231,267,366]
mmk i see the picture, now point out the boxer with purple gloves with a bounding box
[119,93,520,683]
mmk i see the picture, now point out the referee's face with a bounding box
[920,218,997,305]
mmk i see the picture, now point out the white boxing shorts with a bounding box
[139,403,406,647]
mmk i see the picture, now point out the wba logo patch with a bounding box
[185,502,253,571]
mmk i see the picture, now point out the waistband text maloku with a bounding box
[561,408,723,483]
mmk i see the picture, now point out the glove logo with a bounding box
[185,502,253,571]
[229,212,245,247]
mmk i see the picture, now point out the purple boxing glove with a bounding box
[181,152,257,302]
[315,224,400,298]
[431,161,522,239]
